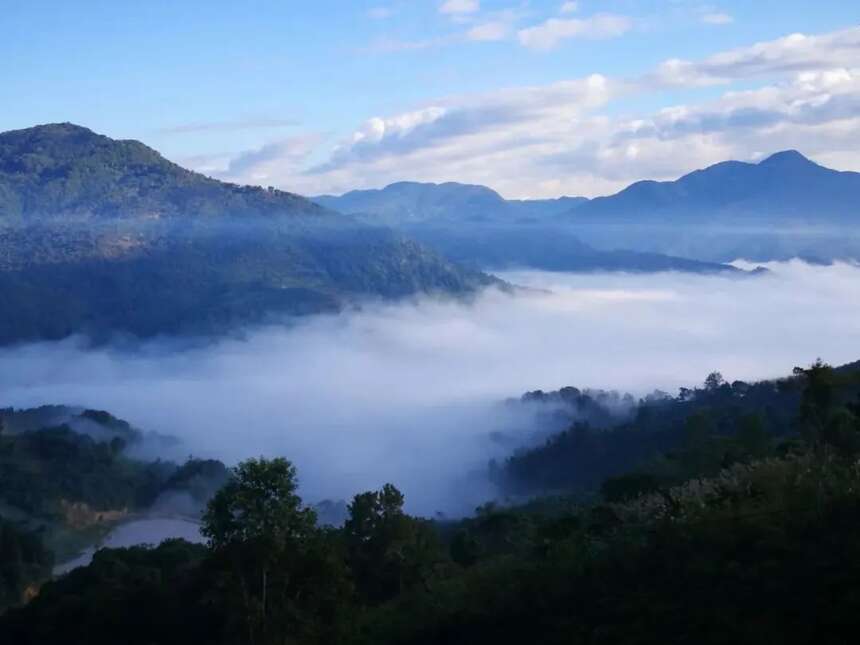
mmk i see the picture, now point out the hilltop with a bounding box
[0,124,494,344]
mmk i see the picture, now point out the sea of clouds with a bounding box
[2,260,859,515]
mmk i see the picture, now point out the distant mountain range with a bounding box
[0,123,493,344]
[317,151,860,263]
[314,182,588,226]
[571,150,860,223]
[567,151,860,261]
[314,182,742,273]
[566,151,860,261]
[318,151,860,226]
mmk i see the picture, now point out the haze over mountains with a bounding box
[569,150,860,261]
[313,182,741,274]
[0,122,766,346]
[3,122,858,345]
[316,150,860,265]
[314,182,588,226]
[572,150,860,223]
[0,123,493,344]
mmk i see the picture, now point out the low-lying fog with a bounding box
[2,260,859,515]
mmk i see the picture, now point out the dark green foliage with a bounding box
[498,368,851,494]
[5,362,860,643]
[0,407,230,605]
[0,519,53,609]
[357,496,860,645]
[6,449,860,644]
[794,359,860,456]
[200,458,351,644]
[202,457,316,549]
[600,472,665,503]
[0,539,219,644]
[161,459,230,505]
[0,425,172,516]
[344,484,442,605]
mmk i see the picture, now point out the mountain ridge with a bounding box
[312,179,748,274]
[0,122,325,221]
[313,181,591,225]
[569,150,860,222]
[0,123,495,345]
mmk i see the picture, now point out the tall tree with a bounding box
[201,457,317,643]
[344,484,440,604]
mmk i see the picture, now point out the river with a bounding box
[54,516,205,576]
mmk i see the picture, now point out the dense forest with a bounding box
[0,407,228,606]
[2,360,860,643]
[496,367,830,495]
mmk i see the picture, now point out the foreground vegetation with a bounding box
[0,407,229,605]
[2,361,860,643]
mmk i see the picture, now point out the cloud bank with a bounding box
[2,262,859,514]
[200,26,860,199]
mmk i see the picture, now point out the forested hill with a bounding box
[4,360,860,644]
[0,123,322,220]
[0,124,496,344]
[498,360,860,496]
[0,405,229,608]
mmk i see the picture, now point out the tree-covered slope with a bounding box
[0,123,322,221]
[5,359,860,644]
[0,124,495,343]
[497,361,860,496]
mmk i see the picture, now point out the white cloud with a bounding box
[206,26,860,199]
[653,27,860,86]
[517,14,633,50]
[440,0,479,15]
[217,134,322,185]
[560,1,578,14]
[702,12,734,25]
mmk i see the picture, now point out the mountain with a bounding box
[315,181,511,226]
[314,182,743,274]
[572,151,860,223]
[565,151,860,262]
[0,122,323,221]
[315,181,590,226]
[0,124,495,344]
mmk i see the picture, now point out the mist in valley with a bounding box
[2,260,859,516]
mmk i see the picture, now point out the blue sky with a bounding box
[2,1,860,197]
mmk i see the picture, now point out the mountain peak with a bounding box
[0,121,165,167]
[0,122,324,220]
[3,122,102,142]
[758,150,814,167]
